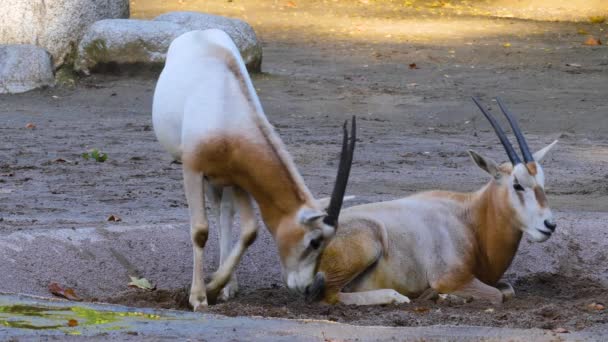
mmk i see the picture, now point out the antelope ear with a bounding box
[317,195,356,210]
[468,150,502,180]
[533,140,558,162]
[298,208,326,226]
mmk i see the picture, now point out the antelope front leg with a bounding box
[206,187,257,304]
[338,290,411,306]
[449,278,504,305]
[183,167,209,311]
[496,281,515,301]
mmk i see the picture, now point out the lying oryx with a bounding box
[304,98,558,305]
[152,29,356,310]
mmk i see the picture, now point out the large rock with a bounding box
[74,19,189,74]
[0,45,54,94]
[75,12,263,74]
[0,0,129,68]
[155,12,262,72]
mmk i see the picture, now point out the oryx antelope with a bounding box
[304,97,558,306]
[152,29,356,310]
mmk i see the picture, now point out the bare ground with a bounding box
[1,0,608,334]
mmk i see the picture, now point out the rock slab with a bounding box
[155,12,263,72]
[75,12,262,74]
[0,45,54,94]
[74,19,189,74]
[0,0,129,68]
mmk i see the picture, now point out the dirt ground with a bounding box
[1,0,608,334]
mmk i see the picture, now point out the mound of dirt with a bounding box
[102,273,608,331]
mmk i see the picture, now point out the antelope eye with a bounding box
[309,236,323,250]
[513,183,525,191]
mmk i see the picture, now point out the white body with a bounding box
[153,30,263,161]
[153,30,340,310]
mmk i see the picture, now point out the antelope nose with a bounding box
[544,219,557,231]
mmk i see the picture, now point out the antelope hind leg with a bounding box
[218,187,238,301]
[183,168,210,311]
[338,290,410,306]
[206,184,238,302]
[205,187,257,304]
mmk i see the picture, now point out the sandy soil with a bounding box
[1,0,608,334]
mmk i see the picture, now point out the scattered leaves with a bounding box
[587,302,605,311]
[553,327,569,334]
[25,122,36,129]
[128,276,156,291]
[583,36,602,46]
[107,214,122,222]
[67,319,79,327]
[413,306,430,313]
[48,282,82,301]
[408,63,419,69]
[82,149,108,162]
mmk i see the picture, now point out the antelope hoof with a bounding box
[218,281,239,302]
[497,282,515,301]
[305,272,326,303]
[389,290,411,304]
[189,293,209,311]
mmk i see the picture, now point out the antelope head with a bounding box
[277,117,357,294]
[470,97,558,242]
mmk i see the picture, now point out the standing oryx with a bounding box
[304,97,558,306]
[152,29,356,310]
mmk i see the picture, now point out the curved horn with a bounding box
[495,97,534,163]
[323,116,356,227]
[471,97,521,165]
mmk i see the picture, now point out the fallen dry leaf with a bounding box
[588,302,605,311]
[48,282,82,301]
[503,42,511,48]
[67,319,79,327]
[285,1,297,8]
[107,214,121,222]
[413,306,430,313]
[577,28,589,35]
[589,16,606,24]
[484,308,495,313]
[25,122,36,129]
[584,36,602,46]
[553,327,569,333]
[128,276,156,291]
[409,63,419,69]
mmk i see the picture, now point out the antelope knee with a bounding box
[192,224,209,248]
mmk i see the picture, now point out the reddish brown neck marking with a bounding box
[467,181,523,285]
[184,134,315,236]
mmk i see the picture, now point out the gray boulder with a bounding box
[155,12,262,72]
[74,19,189,74]
[0,45,55,94]
[0,0,129,68]
[75,12,262,74]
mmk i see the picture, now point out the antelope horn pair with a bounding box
[324,116,357,227]
[472,97,534,165]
